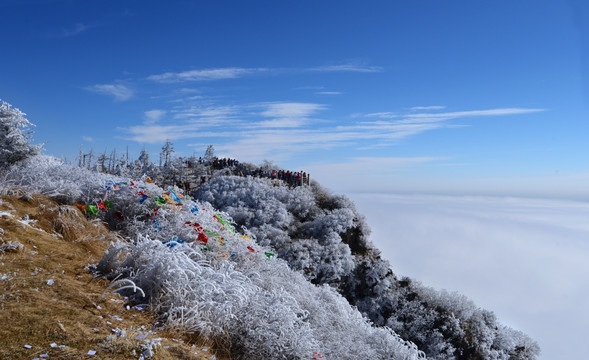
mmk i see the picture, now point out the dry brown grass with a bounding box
[0,193,229,360]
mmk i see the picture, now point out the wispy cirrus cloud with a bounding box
[365,107,545,122]
[147,63,381,83]
[119,103,544,162]
[62,23,91,37]
[316,91,343,95]
[309,64,382,73]
[399,108,546,124]
[46,22,94,38]
[410,105,446,111]
[250,102,327,128]
[147,67,269,83]
[122,123,199,144]
[337,107,545,147]
[120,103,242,143]
[144,109,166,124]
[259,102,326,118]
[85,83,134,101]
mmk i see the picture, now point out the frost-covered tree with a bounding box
[204,144,215,162]
[94,152,108,173]
[138,146,150,169]
[0,100,42,168]
[160,139,174,168]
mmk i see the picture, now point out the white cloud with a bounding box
[121,123,214,144]
[253,119,309,128]
[144,109,166,124]
[46,22,94,38]
[62,23,90,37]
[179,88,201,93]
[410,105,446,111]
[82,136,94,142]
[364,112,398,118]
[365,108,545,122]
[400,108,546,123]
[85,84,134,101]
[120,104,241,144]
[147,67,267,83]
[260,102,326,118]
[316,91,343,95]
[217,128,360,162]
[310,64,382,73]
[119,104,544,162]
[350,193,589,360]
[172,105,240,126]
[335,121,447,142]
[147,64,381,83]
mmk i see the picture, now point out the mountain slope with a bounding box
[2,155,424,360]
[0,192,224,360]
[195,175,540,360]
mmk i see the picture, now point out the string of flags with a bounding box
[74,179,275,259]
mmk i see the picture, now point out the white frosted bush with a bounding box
[194,174,539,360]
[92,181,423,359]
[195,176,362,285]
[2,154,119,203]
[98,236,423,359]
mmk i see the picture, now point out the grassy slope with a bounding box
[0,193,226,360]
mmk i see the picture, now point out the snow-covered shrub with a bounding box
[1,154,118,203]
[10,165,415,359]
[195,176,363,286]
[195,174,540,360]
[96,230,422,359]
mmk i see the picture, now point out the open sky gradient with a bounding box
[1,0,588,198]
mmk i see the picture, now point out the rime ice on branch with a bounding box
[0,100,42,169]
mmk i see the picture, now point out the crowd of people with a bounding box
[270,169,310,187]
[201,157,311,187]
[209,157,240,169]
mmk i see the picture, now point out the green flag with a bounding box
[87,205,98,215]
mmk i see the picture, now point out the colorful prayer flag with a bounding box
[87,205,98,215]
[169,188,183,203]
[97,201,109,210]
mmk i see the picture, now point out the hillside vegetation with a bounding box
[0,100,540,359]
[196,176,540,360]
[0,192,226,360]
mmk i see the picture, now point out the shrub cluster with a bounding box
[195,175,540,360]
[2,155,424,360]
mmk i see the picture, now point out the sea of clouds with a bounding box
[350,193,589,360]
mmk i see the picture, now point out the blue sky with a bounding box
[1,0,588,198]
